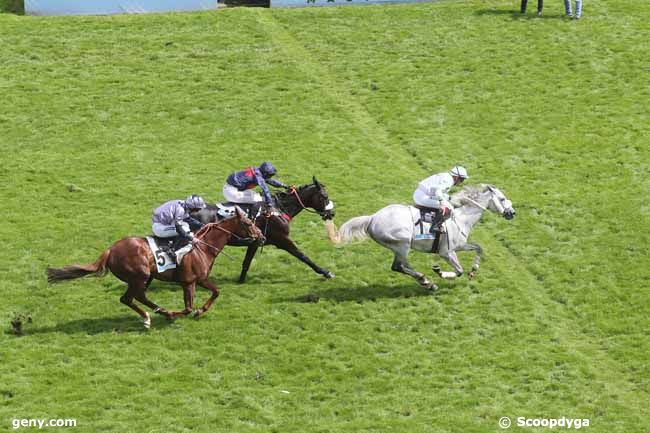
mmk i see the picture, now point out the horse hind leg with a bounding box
[390,250,437,291]
[133,291,172,320]
[119,282,152,329]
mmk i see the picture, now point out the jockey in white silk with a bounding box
[413,166,469,231]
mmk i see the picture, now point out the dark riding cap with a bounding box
[259,162,277,178]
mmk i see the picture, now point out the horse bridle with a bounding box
[461,188,513,216]
[287,186,331,218]
[288,187,317,214]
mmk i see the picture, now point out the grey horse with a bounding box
[326,185,516,290]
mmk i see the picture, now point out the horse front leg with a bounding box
[455,242,482,279]
[238,244,259,284]
[278,238,335,279]
[169,282,196,319]
[433,251,464,279]
[194,279,221,317]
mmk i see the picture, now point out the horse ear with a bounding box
[313,176,320,187]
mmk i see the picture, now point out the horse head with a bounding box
[232,206,265,244]
[483,185,516,220]
[453,185,516,220]
[308,176,335,220]
[280,178,335,220]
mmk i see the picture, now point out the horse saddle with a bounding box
[146,236,178,272]
[413,207,442,253]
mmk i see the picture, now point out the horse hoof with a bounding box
[323,271,335,279]
[192,310,203,319]
[428,283,439,292]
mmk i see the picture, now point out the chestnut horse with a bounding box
[47,208,264,328]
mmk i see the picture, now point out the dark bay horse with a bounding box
[46,208,264,328]
[194,177,335,283]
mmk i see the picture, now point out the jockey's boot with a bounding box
[159,240,177,264]
[428,211,445,234]
[172,236,193,264]
[250,202,262,219]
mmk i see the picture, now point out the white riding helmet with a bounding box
[449,166,469,179]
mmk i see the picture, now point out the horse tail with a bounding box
[337,215,372,244]
[46,249,111,284]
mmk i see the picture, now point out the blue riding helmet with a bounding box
[259,161,277,178]
[184,195,206,210]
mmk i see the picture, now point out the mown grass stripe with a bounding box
[255,9,428,182]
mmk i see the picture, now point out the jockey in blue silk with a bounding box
[152,195,206,263]
[223,162,288,207]
[413,166,469,233]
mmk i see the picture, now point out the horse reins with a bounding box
[288,187,320,215]
[463,196,488,211]
[193,222,258,261]
[192,237,235,260]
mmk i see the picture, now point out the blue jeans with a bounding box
[564,0,582,17]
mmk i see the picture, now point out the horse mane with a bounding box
[451,184,494,206]
[274,182,313,201]
[194,220,228,238]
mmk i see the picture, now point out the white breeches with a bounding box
[223,183,263,204]
[413,189,441,209]
[152,221,189,238]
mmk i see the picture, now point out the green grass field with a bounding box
[1,1,649,432]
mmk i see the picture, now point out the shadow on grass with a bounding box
[106,278,240,293]
[27,314,173,335]
[274,282,450,304]
[474,8,522,17]
[474,8,566,20]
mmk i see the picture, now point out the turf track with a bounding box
[1,1,648,432]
